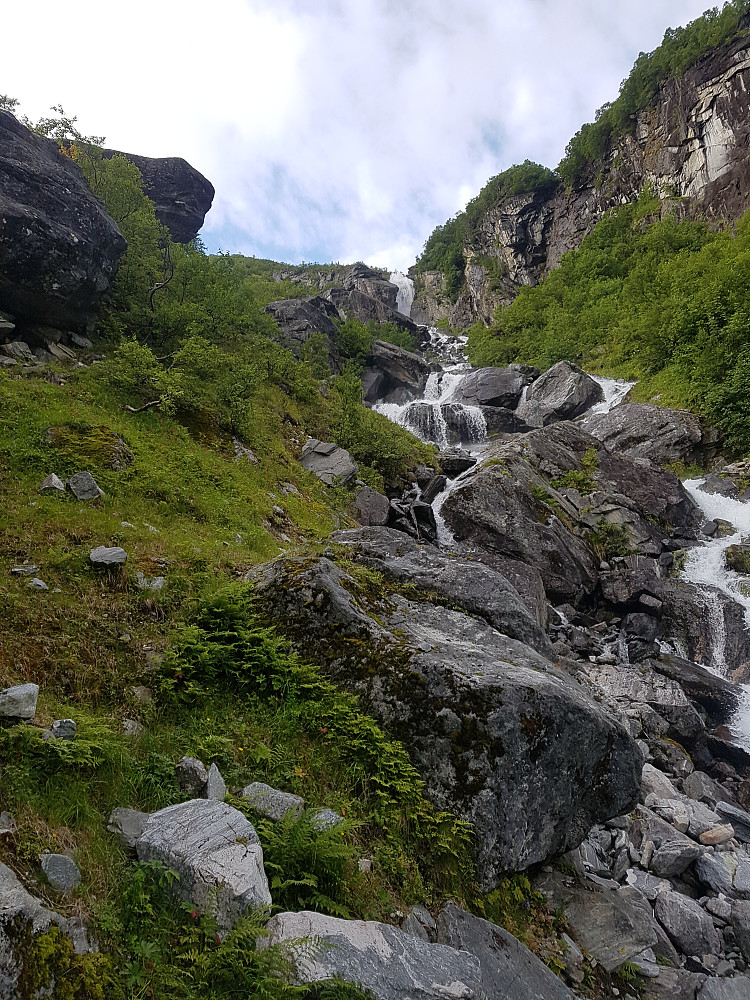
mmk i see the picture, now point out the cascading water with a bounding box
[588,375,635,414]
[389,271,415,317]
[681,478,750,749]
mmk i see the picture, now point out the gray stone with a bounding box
[107,807,149,850]
[717,803,750,843]
[454,365,537,410]
[650,839,702,878]
[650,968,707,1000]
[50,719,76,741]
[40,473,65,493]
[89,546,127,566]
[401,905,436,943]
[0,341,34,362]
[583,403,705,466]
[40,853,81,892]
[0,813,16,836]
[68,471,104,500]
[625,868,672,901]
[300,438,358,487]
[361,339,432,405]
[122,719,144,737]
[697,977,750,1000]
[261,910,483,999]
[11,565,39,577]
[309,808,344,832]
[518,360,603,427]
[733,899,750,962]
[27,578,48,591]
[695,851,750,899]
[642,763,681,802]
[435,902,577,999]
[136,799,271,930]
[241,782,305,821]
[685,772,736,808]
[135,571,167,591]
[0,683,38,719]
[203,764,226,802]
[266,296,343,371]
[654,891,721,957]
[706,897,733,921]
[535,871,658,971]
[352,486,390,527]
[175,756,208,796]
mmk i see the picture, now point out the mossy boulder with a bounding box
[46,424,134,471]
[726,544,750,575]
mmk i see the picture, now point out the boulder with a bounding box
[260,910,483,999]
[203,763,226,801]
[50,719,76,741]
[583,403,707,466]
[101,149,214,244]
[265,297,342,371]
[654,891,720,957]
[0,110,126,331]
[241,782,305,821]
[249,555,641,888]
[300,439,358,487]
[698,979,750,1000]
[517,360,603,427]
[107,807,149,849]
[89,546,127,567]
[439,448,477,476]
[733,899,750,962]
[453,365,538,410]
[40,854,81,892]
[479,405,532,437]
[309,808,345,832]
[0,683,38,720]
[0,862,68,997]
[435,902,577,1000]
[361,340,432,405]
[135,799,271,930]
[684,770,736,807]
[716,801,750,842]
[641,763,680,801]
[352,486,390,527]
[67,471,104,500]
[175,756,209,796]
[40,473,65,493]
[534,870,658,971]
[694,849,750,899]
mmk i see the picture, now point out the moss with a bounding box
[45,423,134,473]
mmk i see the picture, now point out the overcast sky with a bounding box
[6,1,711,270]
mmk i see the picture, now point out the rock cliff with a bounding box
[413,18,750,327]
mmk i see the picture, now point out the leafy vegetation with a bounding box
[558,1,750,185]
[414,161,558,299]
[468,190,750,453]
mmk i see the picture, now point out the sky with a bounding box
[5,0,712,270]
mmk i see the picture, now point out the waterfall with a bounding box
[389,271,415,318]
[588,375,635,415]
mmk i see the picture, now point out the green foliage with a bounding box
[337,318,418,361]
[586,521,633,560]
[415,161,558,298]
[468,196,750,453]
[18,924,115,1000]
[558,2,750,185]
[550,447,599,493]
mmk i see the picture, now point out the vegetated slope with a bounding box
[412,0,750,329]
[467,191,750,453]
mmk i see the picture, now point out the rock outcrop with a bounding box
[264,296,342,370]
[102,149,214,244]
[583,402,719,467]
[361,339,433,405]
[0,110,126,332]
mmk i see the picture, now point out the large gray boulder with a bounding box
[330,526,553,656]
[435,903,577,1000]
[361,340,433,405]
[654,891,720,957]
[135,799,271,930]
[0,110,126,331]
[300,439,358,487]
[695,850,750,899]
[102,149,214,244]
[261,910,483,999]
[249,555,641,888]
[453,365,539,410]
[241,782,305,821]
[0,683,38,720]
[265,296,342,371]
[698,979,750,1000]
[517,360,603,427]
[583,403,708,467]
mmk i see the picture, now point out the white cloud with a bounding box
[5,0,712,269]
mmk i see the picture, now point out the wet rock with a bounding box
[261,910,483,999]
[361,339,433,405]
[518,360,603,427]
[175,756,208,796]
[435,902,577,999]
[535,870,658,971]
[249,554,641,889]
[40,473,65,493]
[726,545,750,575]
[300,438,358,487]
[479,405,532,437]
[241,782,305,821]
[40,854,81,893]
[420,474,447,504]
[352,486,390,527]
[439,448,476,476]
[0,861,68,995]
[453,365,538,410]
[107,807,150,850]
[89,546,127,567]
[0,683,38,720]
[652,656,740,729]
[583,403,707,466]
[67,471,104,500]
[136,799,271,930]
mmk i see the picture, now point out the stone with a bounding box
[299,438,358,487]
[655,891,722,958]
[309,808,344,832]
[685,771,737,807]
[696,851,750,899]
[361,339,433,405]
[701,824,736,846]
[241,782,305,821]
[733,899,750,962]
[726,545,750,575]
[453,365,538,410]
[0,110,126,330]
[439,448,477,476]
[583,403,707,466]
[107,807,150,850]
[650,839,701,878]
[352,486,390,527]
[89,546,127,566]
[136,799,271,930]
[261,910,483,999]
[50,719,77,741]
[70,333,93,349]
[1,341,35,362]
[203,764,226,801]
[0,813,16,835]
[122,719,144,737]
[717,803,750,842]
[535,871,658,971]
[135,572,167,592]
[130,686,152,704]
[175,757,209,796]
[518,360,603,427]
[642,763,681,801]
[250,553,641,889]
[650,968,707,1000]
[697,976,750,999]
[101,148,214,244]
[11,565,39,577]
[266,296,342,370]
[68,471,104,500]
[624,869,672,901]
[40,473,65,493]
[401,904,436,943]
[40,853,81,892]
[0,683,38,720]
[27,578,48,591]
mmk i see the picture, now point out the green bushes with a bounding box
[337,318,418,361]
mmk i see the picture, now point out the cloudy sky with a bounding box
[6,0,711,269]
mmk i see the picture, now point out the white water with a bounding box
[389,271,415,318]
[588,375,635,415]
[681,478,750,749]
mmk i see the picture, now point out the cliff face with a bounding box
[413,26,750,328]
